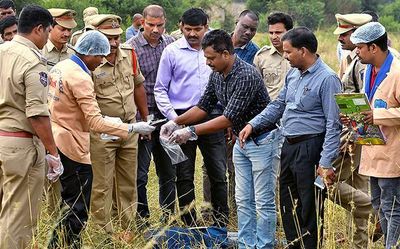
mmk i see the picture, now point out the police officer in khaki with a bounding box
[254,12,292,101]
[89,14,148,240]
[0,5,63,249]
[332,13,375,249]
[70,6,98,46]
[43,8,77,70]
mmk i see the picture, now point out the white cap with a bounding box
[350,22,385,44]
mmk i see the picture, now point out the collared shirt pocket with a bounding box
[298,88,320,111]
[95,75,115,96]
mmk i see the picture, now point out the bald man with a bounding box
[126,13,143,41]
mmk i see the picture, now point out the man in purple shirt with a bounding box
[154,8,228,227]
[126,5,175,224]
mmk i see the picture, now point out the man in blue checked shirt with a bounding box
[240,27,341,249]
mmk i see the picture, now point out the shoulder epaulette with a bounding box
[255,45,272,56]
[120,44,133,50]
[30,48,47,65]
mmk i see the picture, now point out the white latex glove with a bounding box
[169,127,198,144]
[46,154,64,182]
[101,116,123,140]
[128,122,155,135]
[160,120,181,138]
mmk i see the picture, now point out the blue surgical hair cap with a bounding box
[73,30,110,56]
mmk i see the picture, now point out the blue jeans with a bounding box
[371,176,400,249]
[233,131,279,249]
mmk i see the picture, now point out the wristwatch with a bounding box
[188,125,198,140]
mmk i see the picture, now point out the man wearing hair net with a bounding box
[350,22,400,248]
[47,30,154,248]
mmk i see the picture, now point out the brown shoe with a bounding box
[373,221,384,242]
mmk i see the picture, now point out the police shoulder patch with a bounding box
[39,72,48,87]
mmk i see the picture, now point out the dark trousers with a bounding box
[137,129,174,219]
[279,135,326,249]
[48,151,92,249]
[177,128,228,226]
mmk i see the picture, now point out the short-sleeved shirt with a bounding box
[254,45,291,100]
[234,40,259,65]
[126,32,175,117]
[0,35,50,135]
[42,39,74,71]
[92,45,144,123]
[48,57,129,164]
[198,56,273,136]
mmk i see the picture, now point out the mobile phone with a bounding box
[314,175,325,190]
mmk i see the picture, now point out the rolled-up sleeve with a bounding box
[319,75,342,167]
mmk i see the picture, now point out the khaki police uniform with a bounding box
[254,45,290,100]
[332,13,374,249]
[89,14,145,234]
[70,7,98,46]
[42,8,77,218]
[44,8,77,70]
[0,35,49,249]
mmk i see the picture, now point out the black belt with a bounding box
[286,133,324,144]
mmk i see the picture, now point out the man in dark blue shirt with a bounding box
[232,10,259,64]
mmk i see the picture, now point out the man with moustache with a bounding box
[240,27,341,248]
[89,14,149,240]
[126,5,175,224]
[231,9,259,64]
[155,8,228,227]
[0,0,15,44]
[43,9,77,71]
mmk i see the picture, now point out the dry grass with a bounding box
[32,29,400,248]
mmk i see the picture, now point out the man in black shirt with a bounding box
[161,29,279,248]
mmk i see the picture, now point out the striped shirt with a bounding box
[126,32,175,117]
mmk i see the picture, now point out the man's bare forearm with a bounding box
[29,116,58,156]
[134,84,149,121]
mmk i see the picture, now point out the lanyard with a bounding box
[70,54,91,75]
[364,52,393,102]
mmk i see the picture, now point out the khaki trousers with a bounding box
[90,132,138,233]
[0,136,45,249]
[331,144,373,249]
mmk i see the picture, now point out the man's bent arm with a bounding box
[174,106,208,126]
[194,115,232,136]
